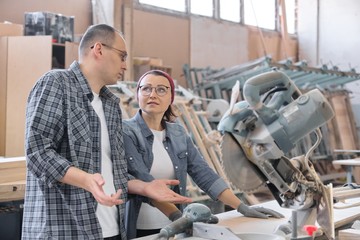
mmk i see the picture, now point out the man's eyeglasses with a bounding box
[139,85,170,97]
[90,43,127,62]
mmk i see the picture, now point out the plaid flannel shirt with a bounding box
[22,61,129,239]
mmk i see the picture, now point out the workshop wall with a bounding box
[132,8,298,88]
[0,1,298,89]
[189,17,249,70]
[190,17,298,70]
[132,9,189,87]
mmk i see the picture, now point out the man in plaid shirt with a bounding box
[22,24,191,240]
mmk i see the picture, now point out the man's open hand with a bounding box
[87,173,123,206]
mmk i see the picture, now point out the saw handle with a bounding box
[243,70,302,124]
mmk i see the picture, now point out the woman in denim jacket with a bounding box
[123,70,284,239]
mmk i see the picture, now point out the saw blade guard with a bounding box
[218,69,336,240]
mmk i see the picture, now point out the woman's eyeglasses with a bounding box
[139,85,170,97]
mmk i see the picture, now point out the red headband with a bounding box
[136,70,175,103]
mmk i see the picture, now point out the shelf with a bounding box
[52,41,79,69]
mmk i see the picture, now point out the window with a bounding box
[285,0,296,34]
[139,0,186,12]
[138,0,297,35]
[190,0,213,17]
[220,0,241,23]
[244,0,276,30]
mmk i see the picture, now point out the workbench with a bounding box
[0,156,26,202]
[135,197,360,240]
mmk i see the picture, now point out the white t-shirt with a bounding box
[92,92,120,238]
[136,129,176,229]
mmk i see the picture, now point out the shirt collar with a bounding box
[135,110,174,140]
[70,61,119,103]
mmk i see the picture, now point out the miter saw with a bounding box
[217,70,335,239]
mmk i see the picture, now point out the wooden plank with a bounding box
[0,157,26,202]
[216,197,360,237]
[338,229,360,240]
[0,166,26,184]
[0,180,26,202]
[64,41,79,68]
[190,108,226,180]
[0,37,8,156]
[0,157,26,184]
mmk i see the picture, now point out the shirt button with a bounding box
[180,187,182,190]
[165,147,168,150]
[185,152,188,155]
[175,166,178,169]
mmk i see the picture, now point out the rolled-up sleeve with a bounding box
[25,73,72,188]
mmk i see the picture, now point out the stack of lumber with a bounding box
[174,97,259,204]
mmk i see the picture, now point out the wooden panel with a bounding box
[339,229,360,240]
[65,41,79,68]
[0,158,26,184]
[0,36,52,157]
[330,94,356,150]
[0,181,26,202]
[0,157,26,202]
[0,38,8,155]
[215,198,360,238]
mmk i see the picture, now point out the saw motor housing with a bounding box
[218,70,334,209]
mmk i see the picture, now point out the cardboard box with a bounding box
[24,12,74,43]
[133,57,163,66]
[133,64,172,81]
[0,23,23,36]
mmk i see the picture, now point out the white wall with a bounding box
[298,0,360,70]
[298,0,360,137]
[298,0,319,66]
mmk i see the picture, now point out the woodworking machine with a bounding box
[217,70,335,239]
[154,70,339,240]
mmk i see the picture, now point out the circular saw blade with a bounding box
[221,133,265,193]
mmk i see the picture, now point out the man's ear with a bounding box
[92,43,103,56]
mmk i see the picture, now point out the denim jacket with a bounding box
[122,110,229,238]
